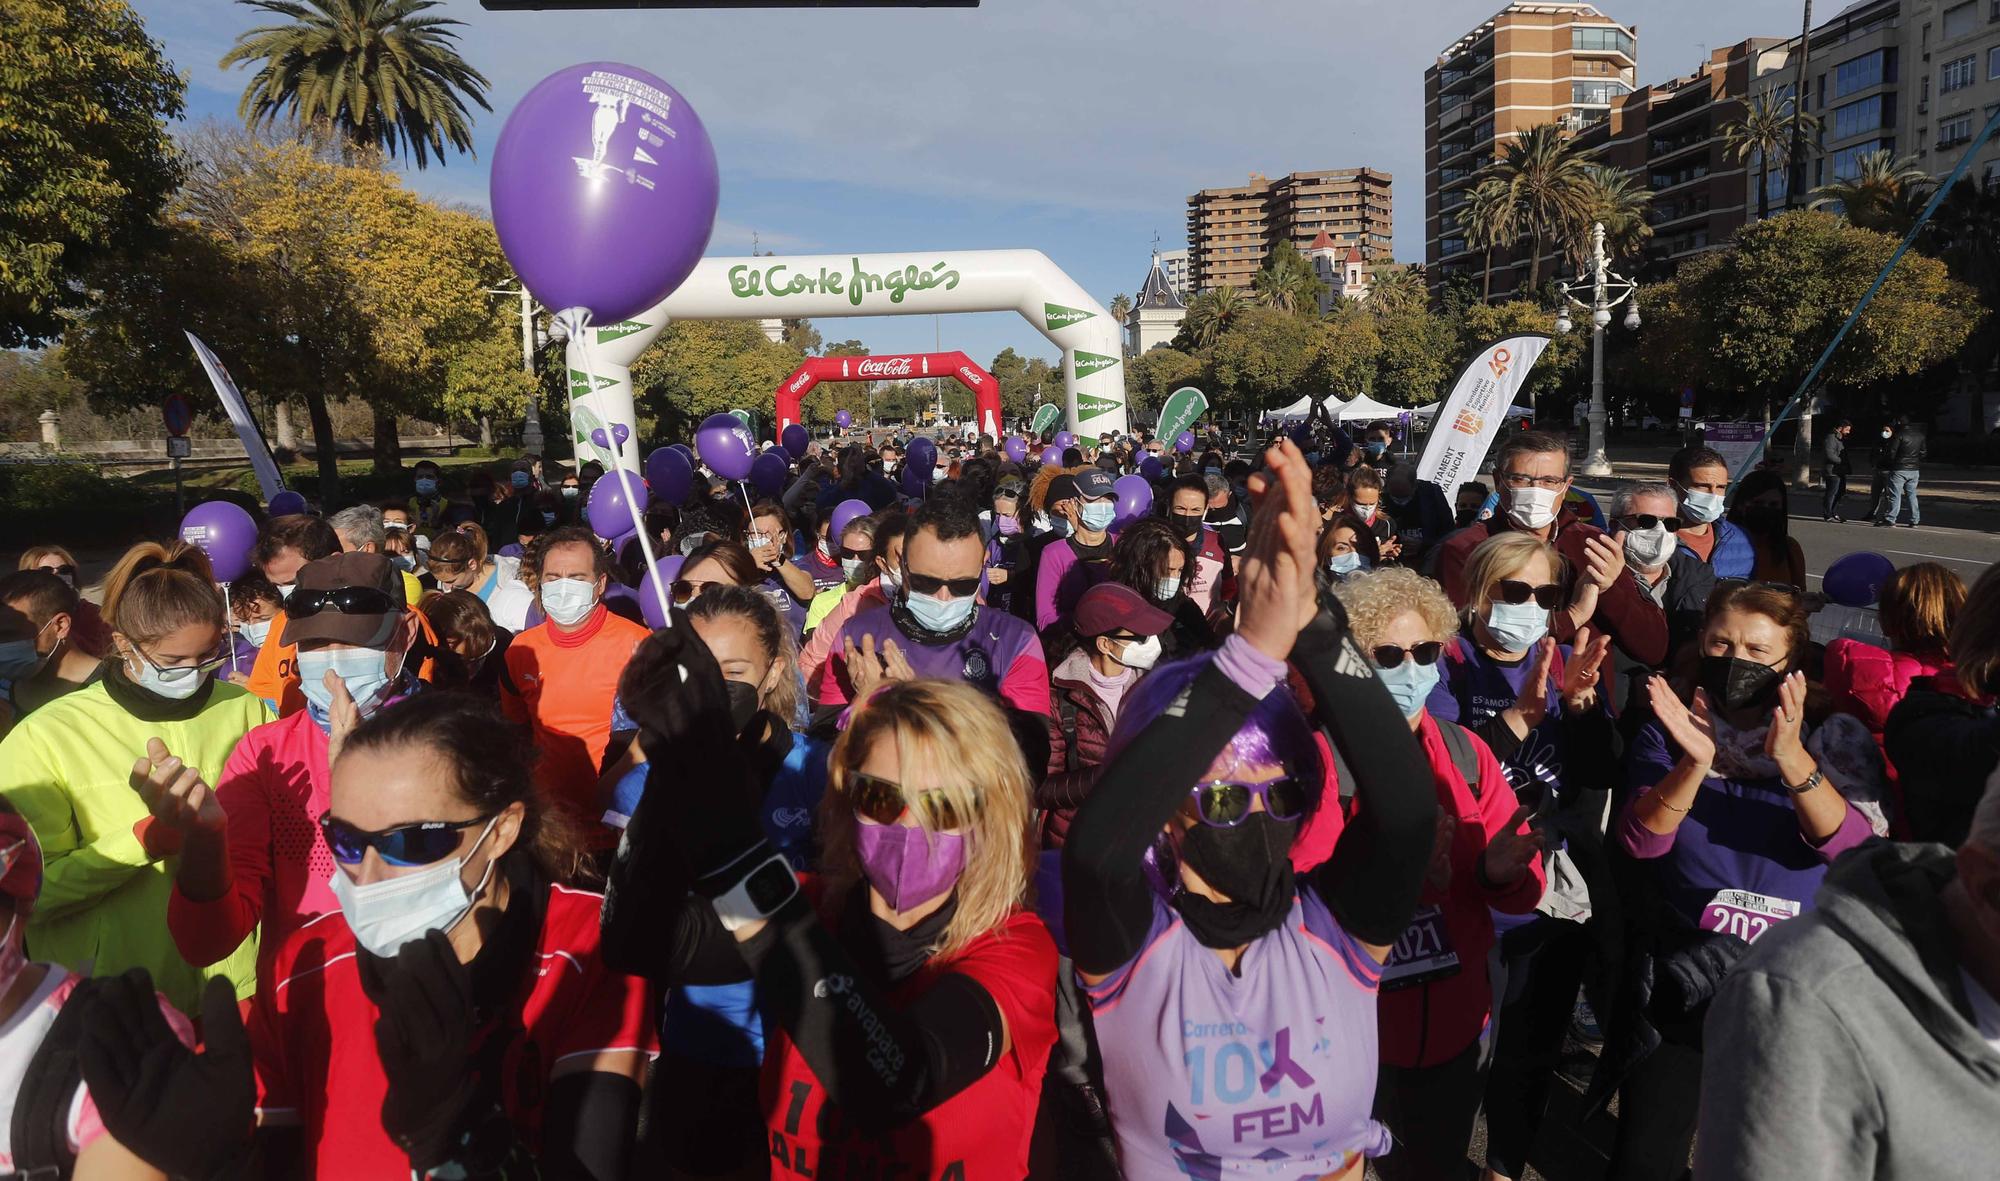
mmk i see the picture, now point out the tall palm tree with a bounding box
[1810,150,1935,234]
[1365,265,1429,316]
[1721,93,1819,220]
[1460,179,1518,301]
[1480,123,1596,291]
[1185,286,1243,349]
[1250,241,1325,316]
[1570,163,1654,267]
[222,0,492,168]
[1109,293,1132,320]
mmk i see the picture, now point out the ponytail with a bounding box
[102,541,224,648]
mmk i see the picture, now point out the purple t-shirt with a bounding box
[1085,891,1393,1176]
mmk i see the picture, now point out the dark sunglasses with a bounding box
[319,813,488,868]
[670,578,717,606]
[39,564,76,578]
[1493,579,1564,610]
[1372,641,1444,669]
[838,546,875,563]
[287,586,401,619]
[846,771,967,830]
[1618,513,1683,533]
[906,572,981,598]
[1187,778,1307,828]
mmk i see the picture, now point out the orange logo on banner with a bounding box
[1452,410,1484,435]
[1487,347,1513,380]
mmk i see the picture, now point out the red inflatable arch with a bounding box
[774,351,1001,437]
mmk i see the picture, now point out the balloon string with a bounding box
[576,322,674,629]
[221,581,237,675]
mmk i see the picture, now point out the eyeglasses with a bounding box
[319,813,489,868]
[1492,579,1564,610]
[1617,513,1683,532]
[1499,471,1568,491]
[133,643,223,679]
[37,564,76,579]
[287,585,400,619]
[1187,777,1307,828]
[1371,641,1443,669]
[671,578,720,606]
[838,546,874,563]
[906,572,981,598]
[845,771,967,830]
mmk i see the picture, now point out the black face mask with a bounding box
[1169,512,1205,541]
[1172,814,1298,949]
[1698,654,1785,712]
[723,678,762,734]
[845,886,959,986]
[1455,507,1480,528]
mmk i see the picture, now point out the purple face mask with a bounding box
[854,820,966,913]
[993,514,1022,537]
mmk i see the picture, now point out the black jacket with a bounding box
[1885,426,1927,472]
[1823,432,1849,475]
[1884,687,2000,845]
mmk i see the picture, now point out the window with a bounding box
[1942,1,1976,40]
[1942,55,1977,92]
[1939,113,1975,147]
[1833,94,1891,139]
[1573,26,1636,56]
[1830,138,1894,181]
[1834,49,1894,98]
[1990,45,2000,80]
[1573,81,1630,105]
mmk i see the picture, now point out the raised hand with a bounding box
[1237,440,1319,661]
[361,930,480,1171]
[879,637,915,684]
[1763,670,1811,765]
[78,972,255,1179]
[1581,533,1626,593]
[618,613,730,746]
[130,737,225,835]
[843,633,885,701]
[1561,627,1612,711]
[322,669,362,766]
[1481,804,1546,886]
[1512,638,1557,732]
[1647,675,1717,769]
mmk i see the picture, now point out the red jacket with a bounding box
[1040,648,1118,848]
[1377,712,1545,1069]
[1824,638,1952,836]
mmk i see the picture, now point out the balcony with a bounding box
[1649,162,1712,191]
[1439,55,1492,90]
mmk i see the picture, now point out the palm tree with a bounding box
[1185,286,1243,349]
[1721,93,1819,220]
[1460,180,1518,301]
[222,0,492,168]
[1810,150,1935,234]
[1109,293,1132,320]
[1250,241,1325,316]
[1570,163,1654,267]
[1365,265,1429,316]
[1480,123,1597,291]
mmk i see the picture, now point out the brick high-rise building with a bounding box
[1185,168,1393,294]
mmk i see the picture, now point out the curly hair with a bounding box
[1331,567,1459,652]
[1109,517,1193,596]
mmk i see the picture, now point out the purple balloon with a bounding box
[1823,551,1896,608]
[589,428,610,450]
[1039,444,1064,466]
[1174,431,1196,453]
[899,463,930,499]
[267,490,308,517]
[1139,455,1165,482]
[180,501,258,584]
[587,470,650,539]
[835,409,854,429]
[696,412,757,481]
[644,446,694,504]
[829,498,872,542]
[1003,436,1028,463]
[1113,474,1154,526]
[668,443,695,465]
[906,436,937,473]
[1054,431,1077,450]
[781,423,810,459]
[489,63,719,325]
[640,555,687,629]
[749,450,789,496]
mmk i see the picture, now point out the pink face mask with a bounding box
[854,820,965,913]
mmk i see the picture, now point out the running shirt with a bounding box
[1086,891,1392,1176]
[249,884,656,1178]
[500,605,648,826]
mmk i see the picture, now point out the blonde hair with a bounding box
[818,680,1036,960]
[1333,567,1459,650]
[1460,531,1568,620]
[17,545,77,572]
[101,541,224,647]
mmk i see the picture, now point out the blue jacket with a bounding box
[1680,518,1755,580]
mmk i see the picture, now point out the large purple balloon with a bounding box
[1138,455,1165,482]
[835,409,854,429]
[696,412,757,481]
[1039,444,1064,466]
[1054,431,1077,450]
[829,498,872,543]
[749,451,789,496]
[645,446,694,504]
[490,63,720,325]
[668,443,695,465]
[900,464,930,500]
[781,423,810,459]
[1113,474,1154,526]
[267,490,308,517]
[1823,551,1897,608]
[906,436,937,474]
[180,501,258,584]
[1003,436,1028,463]
[1174,431,1196,453]
[587,471,650,539]
[640,555,687,629]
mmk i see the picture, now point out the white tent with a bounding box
[1408,401,1532,422]
[1262,396,1315,423]
[1331,393,1411,423]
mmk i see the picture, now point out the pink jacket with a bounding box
[1822,639,1951,739]
[799,581,888,694]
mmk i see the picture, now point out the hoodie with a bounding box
[1695,841,2000,1180]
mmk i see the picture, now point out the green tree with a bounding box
[1205,306,1318,410]
[1371,309,1456,406]
[1182,286,1244,350]
[1308,313,1381,398]
[1457,299,1584,411]
[1365,265,1430,317]
[1,0,185,347]
[781,318,822,355]
[1570,163,1653,268]
[990,346,1063,420]
[1810,150,1935,235]
[1461,180,1518,301]
[1108,293,1132,320]
[1922,178,2000,371]
[221,0,491,168]
[1250,241,1325,317]
[1125,347,1203,415]
[803,337,870,425]
[1481,123,1595,290]
[1722,92,1819,221]
[630,319,801,441]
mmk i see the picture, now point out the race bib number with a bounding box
[1700,889,1801,944]
[1380,904,1460,990]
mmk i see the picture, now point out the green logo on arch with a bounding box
[1076,394,1121,422]
[1072,350,1119,380]
[596,320,651,343]
[1044,303,1095,331]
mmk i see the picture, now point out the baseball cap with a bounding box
[1073,468,1116,499]
[280,552,404,647]
[1074,582,1172,638]
[1046,475,1080,505]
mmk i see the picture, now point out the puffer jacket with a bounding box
[1823,639,1950,741]
[1038,648,1117,848]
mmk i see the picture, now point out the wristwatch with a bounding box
[711,852,799,931]
[1783,766,1825,796]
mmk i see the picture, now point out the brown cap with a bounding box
[279,552,404,647]
[1074,581,1173,638]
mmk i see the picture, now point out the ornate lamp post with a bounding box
[1554,222,1640,478]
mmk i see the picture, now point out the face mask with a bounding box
[724,678,762,733]
[127,650,209,701]
[1035,512,1071,538]
[414,478,438,497]
[994,513,1021,536]
[1485,600,1551,652]
[0,636,48,681]
[540,511,558,527]
[841,557,869,584]
[1175,813,1298,948]
[390,554,415,573]
[1622,525,1674,569]
[902,586,977,635]
[1169,512,1204,540]
[1354,503,1378,524]
[44,569,74,590]
[933,465,949,481]
[297,645,395,716]
[1507,486,1561,530]
[746,533,774,553]
[1328,550,1365,577]
[541,577,598,626]
[1880,430,1892,440]
[1698,654,1785,712]
[1365,441,1388,458]
[562,486,579,500]
[1681,488,1725,525]
[276,582,295,602]
[1116,634,1163,671]
[1154,575,1182,601]
[1374,657,1440,719]
[1079,501,1117,532]
[1455,507,1479,528]
[237,618,273,647]
[330,818,499,959]
[878,563,902,591]
[855,820,965,913]
[881,459,899,474]
[511,472,530,490]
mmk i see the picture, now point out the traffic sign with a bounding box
[166,436,192,459]
[163,392,192,437]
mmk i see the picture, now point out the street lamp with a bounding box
[1554,221,1639,478]
[484,286,547,454]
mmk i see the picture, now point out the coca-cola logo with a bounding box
[786,371,814,394]
[957,367,983,387]
[856,357,915,378]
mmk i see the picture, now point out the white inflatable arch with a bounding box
[562,249,1124,473]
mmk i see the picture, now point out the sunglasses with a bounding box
[1492,579,1564,610]
[1618,513,1683,533]
[1187,777,1307,828]
[38,564,76,578]
[671,578,719,606]
[318,813,489,867]
[905,572,981,598]
[1372,641,1444,669]
[838,546,874,563]
[287,586,400,618]
[846,771,967,830]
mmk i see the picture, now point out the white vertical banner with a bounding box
[184,332,285,501]
[1415,334,1553,502]
[563,315,665,476]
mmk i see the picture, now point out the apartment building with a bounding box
[1185,168,1393,294]
[1424,2,1639,295]
[1157,248,1191,299]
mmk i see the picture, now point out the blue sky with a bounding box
[133,0,1807,367]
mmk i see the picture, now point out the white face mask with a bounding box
[1353,502,1378,524]
[276,582,296,602]
[126,649,209,700]
[841,557,869,584]
[329,818,499,959]
[1154,575,1182,601]
[1116,633,1163,671]
[1681,488,1725,525]
[881,459,899,474]
[1484,600,1551,652]
[1507,486,1561,530]
[541,577,598,626]
[879,564,903,591]
[237,618,273,646]
[1622,525,1674,569]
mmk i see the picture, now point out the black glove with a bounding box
[1654,930,1749,1018]
[77,971,254,1180]
[359,930,481,1172]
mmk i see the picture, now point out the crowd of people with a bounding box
[0,419,1996,1181]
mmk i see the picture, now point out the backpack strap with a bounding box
[11,974,98,1181]
[1434,718,1482,801]
[1056,693,1080,774]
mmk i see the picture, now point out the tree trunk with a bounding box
[1758,157,1771,221]
[479,414,494,448]
[1527,229,1544,291]
[301,385,341,507]
[274,401,297,451]
[371,405,401,477]
[1792,398,1817,489]
[1482,249,1493,301]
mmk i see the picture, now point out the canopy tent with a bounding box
[1407,400,1532,422]
[1330,393,1415,423]
[1262,396,1315,423]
